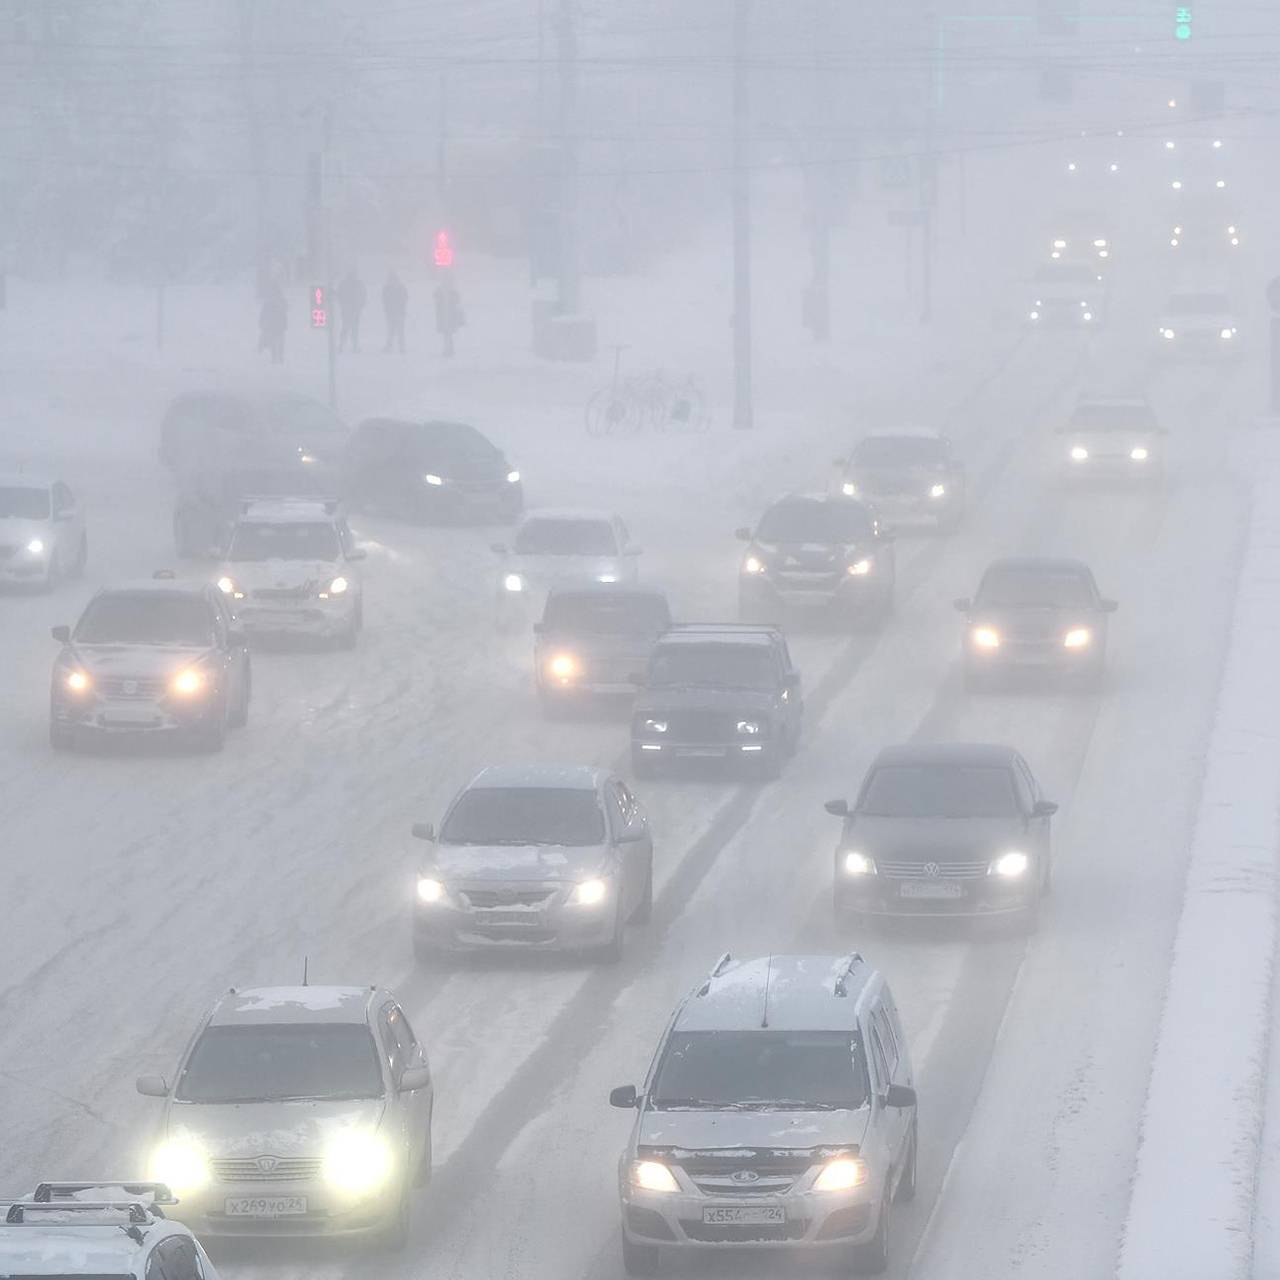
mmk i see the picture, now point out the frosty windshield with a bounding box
[648,643,775,690]
[853,436,945,468]
[0,486,49,519]
[860,764,1019,818]
[442,786,606,846]
[976,567,1095,609]
[229,522,341,562]
[515,519,617,557]
[74,593,212,647]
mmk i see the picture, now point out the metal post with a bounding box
[437,71,449,213]
[807,0,832,343]
[556,0,579,315]
[322,101,337,410]
[732,0,754,429]
[1271,317,1280,416]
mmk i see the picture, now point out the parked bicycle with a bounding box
[586,347,711,436]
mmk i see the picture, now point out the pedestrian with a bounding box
[434,276,464,358]
[337,269,367,353]
[259,282,287,365]
[383,268,408,354]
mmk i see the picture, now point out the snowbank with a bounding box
[1116,427,1280,1280]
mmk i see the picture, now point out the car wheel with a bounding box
[49,719,74,752]
[192,702,228,753]
[631,859,654,925]
[851,1194,890,1275]
[895,1120,918,1203]
[621,1230,660,1277]
[376,1178,411,1253]
[752,748,782,782]
[1014,894,1042,936]
[337,617,360,650]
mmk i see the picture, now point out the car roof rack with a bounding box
[33,1182,176,1206]
[6,1202,155,1225]
[833,953,864,998]
[696,951,734,996]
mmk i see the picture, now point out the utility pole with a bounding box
[804,0,833,343]
[732,0,754,429]
[555,0,579,314]
[920,10,938,324]
[322,100,337,410]
[437,71,450,213]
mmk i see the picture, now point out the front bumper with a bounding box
[1061,455,1161,482]
[166,1178,399,1240]
[52,690,223,737]
[414,882,618,952]
[834,871,1035,918]
[965,638,1102,677]
[852,492,958,524]
[0,548,51,581]
[632,736,774,766]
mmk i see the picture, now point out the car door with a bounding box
[872,1004,911,1172]
[777,639,802,736]
[1015,756,1051,863]
[602,782,634,912]
[867,1013,907,1191]
[380,1001,432,1171]
[209,593,243,700]
[615,778,651,903]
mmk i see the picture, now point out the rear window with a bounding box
[0,486,50,519]
[976,567,1095,609]
[1069,403,1158,431]
[543,593,669,635]
[441,786,605,846]
[756,499,874,545]
[859,763,1019,818]
[515,519,617,557]
[74,593,212,647]
[852,437,945,468]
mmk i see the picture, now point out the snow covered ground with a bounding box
[0,126,1269,1280]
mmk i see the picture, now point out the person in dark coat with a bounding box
[259,283,287,364]
[336,269,367,353]
[434,277,463,358]
[383,269,408,354]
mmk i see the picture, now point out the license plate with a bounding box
[101,704,156,724]
[225,1196,307,1218]
[702,1206,785,1225]
[899,880,963,899]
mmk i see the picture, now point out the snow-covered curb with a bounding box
[1116,428,1280,1280]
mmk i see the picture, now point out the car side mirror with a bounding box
[1032,800,1059,818]
[399,1065,432,1093]
[490,542,507,555]
[953,597,971,613]
[824,798,849,817]
[411,822,435,842]
[346,547,367,562]
[136,1075,168,1098]
[734,527,752,542]
[1100,599,1118,613]
[609,1084,639,1109]
[51,625,71,643]
[884,1084,917,1109]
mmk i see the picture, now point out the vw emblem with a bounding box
[122,680,138,695]
[923,862,942,879]
[730,1169,760,1184]
[255,1155,280,1174]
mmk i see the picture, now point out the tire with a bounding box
[752,749,782,782]
[376,1178,411,1253]
[896,1121,918,1203]
[49,719,74,752]
[192,702,228,753]
[621,1230,660,1277]
[1014,894,1042,936]
[631,859,653,925]
[851,1195,890,1275]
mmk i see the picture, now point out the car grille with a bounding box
[680,1218,807,1243]
[253,585,311,601]
[679,1155,813,1196]
[98,676,166,699]
[878,858,989,880]
[462,888,557,910]
[775,569,839,586]
[665,710,750,740]
[211,1156,323,1182]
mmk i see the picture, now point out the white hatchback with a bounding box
[0,474,86,589]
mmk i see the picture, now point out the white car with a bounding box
[1156,289,1241,356]
[0,474,86,590]
[1027,263,1106,329]
[492,508,640,625]
[137,985,433,1250]
[0,1182,222,1280]
[216,499,365,647]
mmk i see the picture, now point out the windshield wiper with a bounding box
[652,1097,723,1109]
[734,1099,854,1111]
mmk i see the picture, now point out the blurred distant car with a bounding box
[160,391,348,477]
[839,429,965,530]
[1027,263,1106,329]
[956,557,1116,691]
[50,576,251,751]
[216,499,366,648]
[534,585,671,714]
[346,418,522,523]
[737,493,895,625]
[411,764,653,962]
[1045,207,1112,269]
[1156,288,1241,356]
[0,474,86,590]
[1168,215,1240,253]
[1056,398,1167,482]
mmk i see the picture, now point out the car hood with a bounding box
[970,603,1099,628]
[637,685,776,714]
[848,814,1025,862]
[638,1106,870,1153]
[508,554,626,586]
[63,644,213,680]
[165,1097,386,1158]
[847,465,939,487]
[429,842,609,882]
[222,558,343,589]
[0,515,54,545]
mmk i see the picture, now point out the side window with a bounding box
[145,1246,166,1280]
[1010,764,1034,814]
[380,1002,413,1078]
[868,1025,890,1094]
[603,786,626,839]
[52,482,74,513]
[1017,759,1039,802]
[872,1007,900,1077]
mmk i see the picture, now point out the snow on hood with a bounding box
[639,1106,870,1152]
[431,842,606,881]
[223,558,341,588]
[69,644,211,679]
[167,1097,386,1158]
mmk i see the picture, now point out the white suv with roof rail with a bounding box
[0,1182,221,1280]
[609,953,916,1276]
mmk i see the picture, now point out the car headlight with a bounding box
[847,558,872,576]
[64,668,91,694]
[1082,311,1094,322]
[630,1160,679,1193]
[1093,239,1108,249]
[642,718,668,734]
[736,720,761,736]
[506,470,521,484]
[150,1140,210,1195]
[841,481,858,497]
[170,668,208,697]
[424,473,444,486]
[597,573,619,584]
[548,652,578,680]
[216,575,245,600]
[1028,310,1040,321]
[970,626,1000,650]
[813,1157,868,1192]
[1220,327,1236,340]
[416,876,445,903]
[25,538,45,555]
[1052,238,1067,249]
[319,575,348,599]
[743,555,765,575]
[1161,328,1176,340]
[298,451,317,465]
[843,851,876,876]
[1130,446,1149,462]
[929,483,946,499]
[323,1130,394,1196]
[503,573,524,593]
[990,850,1030,878]
[571,877,609,906]
[1070,445,1089,462]
[1063,627,1092,649]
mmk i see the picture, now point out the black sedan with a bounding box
[825,743,1056,931]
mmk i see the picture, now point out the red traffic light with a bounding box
[433,229,455,269]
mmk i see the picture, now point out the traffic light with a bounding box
[433,229,455,269]
[1175,5,1191,39]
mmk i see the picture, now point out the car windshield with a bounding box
[755,499,874,545]
[414,422,494,461]
[651,1030,869,1111]
[852,437,945,468]
[228,522,341,562]
[175,1023,383,1103]
[977,567,1095,609]
[860,763,1020,818]
[515,519,617,556]
[648,642,775,690]
[0,486,50,519]
[542,593,669,635]
[1069,404,1158,432]
[1168,293,1231,314]
[441,786,605,846]
[74,593,212,646]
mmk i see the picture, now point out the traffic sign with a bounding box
[310,284,327,329]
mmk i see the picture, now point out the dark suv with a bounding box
[737,494,894,626]
[534,586,671,714]
[839,430,965,531]
[825,743,1057,931]
[956,557,1117,690]
[631,624,802,779]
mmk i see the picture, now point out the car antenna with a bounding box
[761,954,772,1029]
[302,956,308,987]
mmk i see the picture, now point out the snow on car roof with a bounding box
[467,763,604,791]
[237,500,339,523]
[210,985,374,1026]
[657,628,776,648]
[95,579,208,597]
[0,1214,166,1270]
[678,955,872,1032]
[983,555,1092,575]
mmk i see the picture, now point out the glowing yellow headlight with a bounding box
[929,483,946,498]
[170,668,206,696]
[847,558,872,576]
[1063,627,1092,649]
[841,481,858,497]
[417,877,444,903]
[631,1160,679,1193]
[65,669,91,693]
[991,851,1030,878]
[548,653,579,681]
[323,1130,394,1196]
[843,851,875,876]
[150,1140,210,1195]
[743,555,765,575]
[572,878,609,906]
[1070,446,1089,462]
[813,1157,868,1192]
[216,576,244,600]
[971,627,1000,650]
[1130,446,1149,462]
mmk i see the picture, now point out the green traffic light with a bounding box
[1175,22,1191,38]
